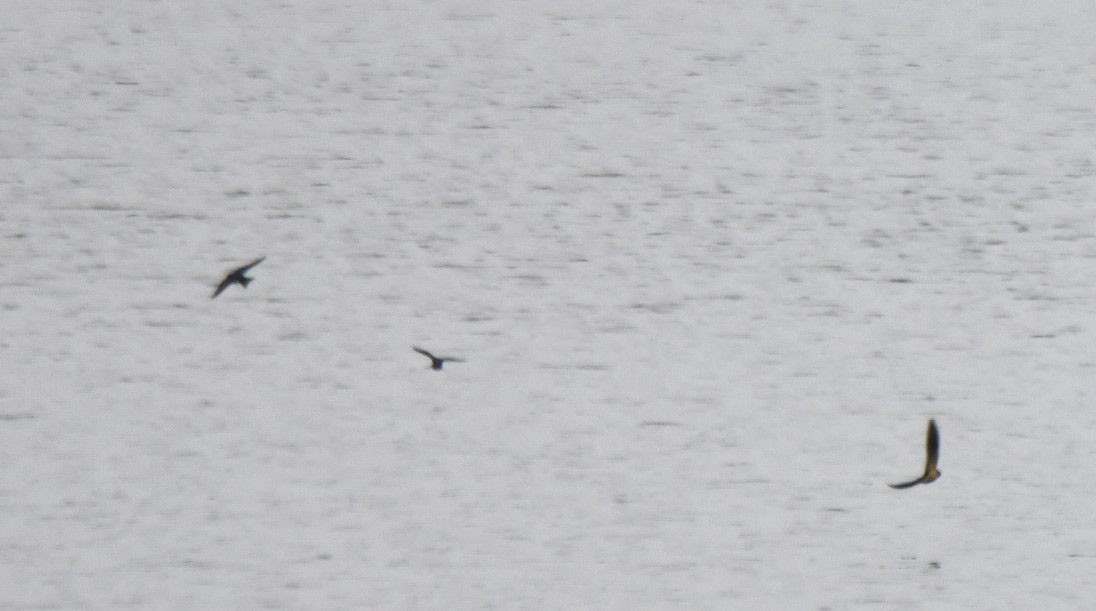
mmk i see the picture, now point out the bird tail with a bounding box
[239,277,252,288]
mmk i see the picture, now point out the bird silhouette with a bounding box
[211,256,265,299]
[412,346,464,370]
[888,419,941,489]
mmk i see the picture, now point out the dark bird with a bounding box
[211,256,265,299]
[413,346,464,370]
[888,419,941,489]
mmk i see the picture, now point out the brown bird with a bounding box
[888,419,941,489]
[211,256,265,299]
[413,346,464,370]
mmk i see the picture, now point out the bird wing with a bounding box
[235,256,266,274]
[888,477,924,489]
[924,419,940,472]
[211,276,234,298]
[412,346,435,359]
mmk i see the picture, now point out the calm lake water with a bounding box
[2,1,1096,608]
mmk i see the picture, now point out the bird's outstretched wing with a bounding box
[412,346,435,359]
[887,477,925,490]
[236,256,266,274]
[924,419,939,473]
[211,277,234,299]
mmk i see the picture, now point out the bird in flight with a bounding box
[412,346,464,370]
[211,256,265,299]
[888,419,941,489]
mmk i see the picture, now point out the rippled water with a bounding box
[3,1,1096,608]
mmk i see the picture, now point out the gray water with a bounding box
[3,1,1096,608]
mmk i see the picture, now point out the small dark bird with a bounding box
[211,256,265,299]
[888,419,941,489]
[413,346,464,370]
